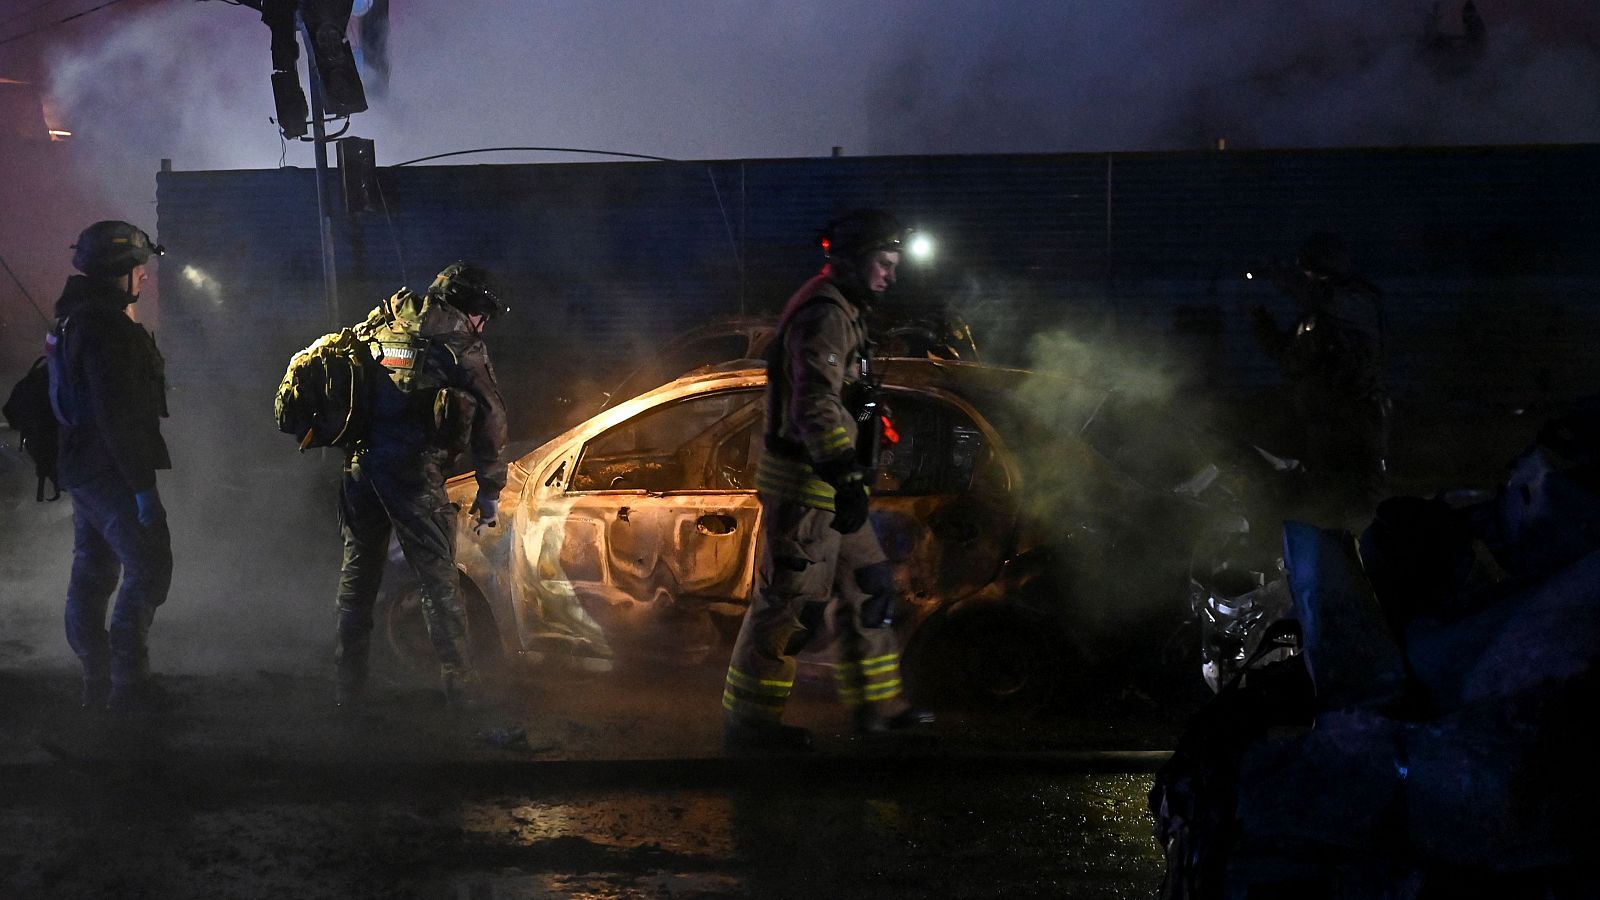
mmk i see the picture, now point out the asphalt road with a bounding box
[0,658,1191,900]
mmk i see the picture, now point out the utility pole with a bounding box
[299,7,340,327]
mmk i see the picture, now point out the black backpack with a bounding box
[3,358,61,501]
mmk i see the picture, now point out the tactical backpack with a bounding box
[274,328,375,451]
[3,357,61,501]
[362,294,478,453]
[275,293,477,454]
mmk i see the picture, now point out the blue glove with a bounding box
[134,488,166,528]
[470,493,499,532]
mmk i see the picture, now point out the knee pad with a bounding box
[855,561,896,629]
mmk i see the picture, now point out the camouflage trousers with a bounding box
[64,472,173,690]
[723,496,909,725]
[335,451,469,688]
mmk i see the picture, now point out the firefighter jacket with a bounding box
[51,275,170,493]
[1255,274,1386,400]
[755,271,870,511]
[355,288,509,499]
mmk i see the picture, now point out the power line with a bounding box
[0,253,53,327]
[0,0,136,50]
[0,0,75,31]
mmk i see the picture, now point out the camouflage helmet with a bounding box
[71,221,164,278]
[427,261,506,319]
[819,209,910,263]
[1296,232,1352,278]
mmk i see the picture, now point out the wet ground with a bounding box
[0,455,1204,899]
[0,650,1189,900]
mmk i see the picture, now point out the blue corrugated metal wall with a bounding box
[156,145,1600,443]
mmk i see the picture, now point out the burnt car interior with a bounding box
[874,390,993,495]
[572,390,765,493]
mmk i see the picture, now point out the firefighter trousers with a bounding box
[335,451,470,688]
[723,496,909,725]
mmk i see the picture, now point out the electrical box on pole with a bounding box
[337,137,378,214]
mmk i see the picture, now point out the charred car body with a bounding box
[382,357,1282,706]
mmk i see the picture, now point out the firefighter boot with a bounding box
[723,716,812,752]
[854,705,936,735]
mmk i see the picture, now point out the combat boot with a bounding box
[723,717,812,752]
[80,678,110,712]
[442,669,487,711]
[333,676,366,711]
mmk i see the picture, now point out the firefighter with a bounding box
[1251,232,1390,521]
[333,262,509,709]
[51,221,172,712]
[721,209,935,750]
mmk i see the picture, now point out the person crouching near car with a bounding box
[50,221,172,714]
[333,263,509,710]
[720,209,935,750]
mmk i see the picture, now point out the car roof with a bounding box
[672,356,1036,394]
[510,358,1043,472]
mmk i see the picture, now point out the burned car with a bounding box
[382,357,1277,706]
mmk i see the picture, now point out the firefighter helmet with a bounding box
[819,209,910,262]
[428,262,506,319]
[71,221,164,278]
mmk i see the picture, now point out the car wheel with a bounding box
[907,606,1066,712]
[379,579,503,677]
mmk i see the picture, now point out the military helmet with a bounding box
[71,221,164,278]
[428,261,506,319]
[1296,232,1352,278]
[819,209,910,262]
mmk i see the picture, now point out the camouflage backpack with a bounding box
[273,327,374,451]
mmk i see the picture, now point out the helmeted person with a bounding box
[334,262,509,708]
[50,220,172,712]
[722,209,935,749]
[1251,231,1390,520]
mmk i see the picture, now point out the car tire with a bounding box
[907,605,1066,712]
[377,578,504,678]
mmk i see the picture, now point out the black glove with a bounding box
[831,477,870,534]
[815,454,870,535]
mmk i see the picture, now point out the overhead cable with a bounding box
[0,0,137,49]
